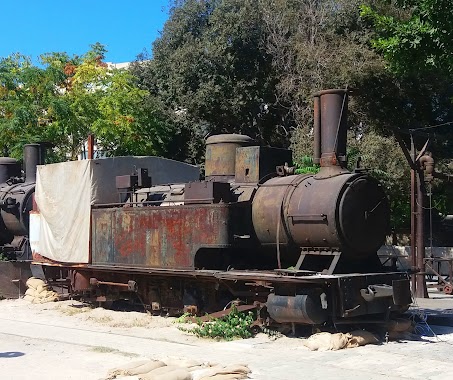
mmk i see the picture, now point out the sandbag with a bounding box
[25,288,36,297]
[105,358,249,380]
[346,330,379,348]
[41,295,59,303]
[106,360,150,379]
[200,374,247,380]
[161,357,202,368]
[138,365,182,379]
[40,289,58,299]
[24,276,59,303]
[26,277,46,290]
[302,332,350,351]
[23,295,34,302]
[126,361,166,376]
[36,283,51,294]
[140,367,191,380]
[193,365,250,380]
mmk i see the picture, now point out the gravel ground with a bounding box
[1,298,453,380]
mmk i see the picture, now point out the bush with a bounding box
[178,305,255,341]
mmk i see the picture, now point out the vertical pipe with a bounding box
[410,136,416,293]
[416,171,428,298]
[313,95,321,164]
[87,134,95,160]
[318,89,348,167]
[39,144,46,166]
[23,143,41,183]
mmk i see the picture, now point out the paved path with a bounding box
[1,299,453,380]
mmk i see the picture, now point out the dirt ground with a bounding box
[1,297,453,380]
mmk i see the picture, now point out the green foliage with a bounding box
[295,156,320,174]
[179,306,255,341]
[349,130,411,229]
[0,252,8,261]
[361,1,453,75]
[174,312,192,323]
[131,0,292,163]
[0,44,171,160]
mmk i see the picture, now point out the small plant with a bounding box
[179,305,255,341]
[0,252,8,261]
[174,312,192,324]
[295,156,319,175]
[260,326,284,339]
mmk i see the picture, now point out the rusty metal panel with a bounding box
[0,261,32,298]
[235,146,292,183]
[337,273,408,318]
[185,181,231,204]
[92,205,233,269]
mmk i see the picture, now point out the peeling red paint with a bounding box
[92,205,232,269]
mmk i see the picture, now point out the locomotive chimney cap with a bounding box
[206,134,254,145]
[0,157,19,164]
[313,88,352,97]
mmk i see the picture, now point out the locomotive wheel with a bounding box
[443,284,453,295]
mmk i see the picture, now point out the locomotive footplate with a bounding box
[37,262,411,325]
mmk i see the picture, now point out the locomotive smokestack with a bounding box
[313,95,321,165]
[314,89,349,168]
[24,143,45,183]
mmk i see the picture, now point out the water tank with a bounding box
[205,134,253,181]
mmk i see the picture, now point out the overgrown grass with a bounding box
[58,304,92,316]
[178,306,255,341]
[90,346,119,354]
[89,346,139,357]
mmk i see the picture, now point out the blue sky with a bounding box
[0,0,170,63]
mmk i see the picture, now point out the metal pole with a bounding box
[87,134,95,160]
[416,170,428,298]
[410,136,417,294]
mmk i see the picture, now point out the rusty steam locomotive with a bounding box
[0,144,46,260]
[31,89,411,326]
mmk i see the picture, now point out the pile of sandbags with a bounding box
[105,357,250,380]
[302,319,414,351]
[23,277,59,304]
[302,330,380,351]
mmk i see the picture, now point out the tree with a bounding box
[0,44,171,160]
[0,53,69,159]
[361,0,453,76]
[132,0,291,164]
[260,0,388,158]
[131,0,453,228]
[349,130,411,228]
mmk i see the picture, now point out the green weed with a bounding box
[179,305,255,341]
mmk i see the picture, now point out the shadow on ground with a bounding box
[0,351,25,358]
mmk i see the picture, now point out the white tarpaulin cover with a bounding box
[34,156,199,263]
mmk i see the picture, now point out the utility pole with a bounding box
[415,168,428,298]
[396,133,429,298]
[410,136,417,293]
